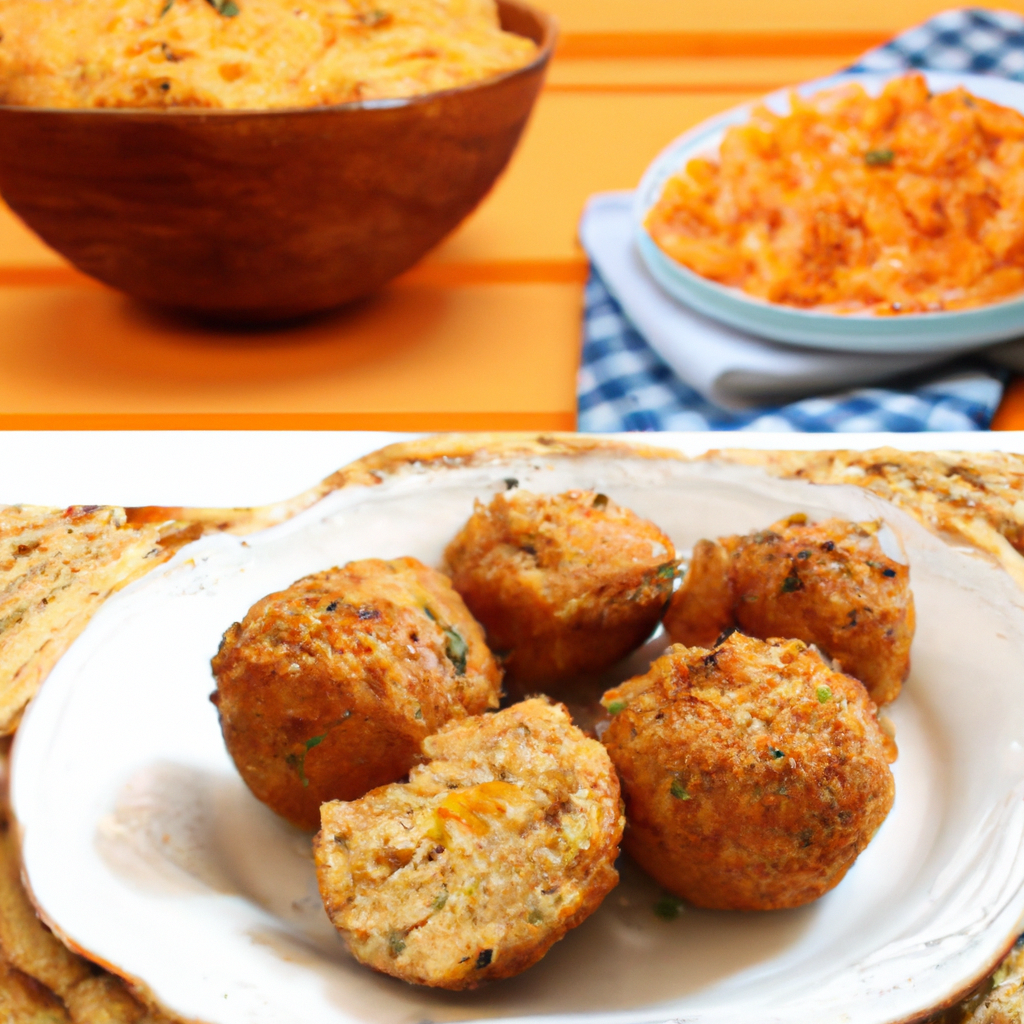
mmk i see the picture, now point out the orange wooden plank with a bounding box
[542,0,1024,33]
[546,81,797,95]
[0,282,582,420]
[0,259,590,289]
[400,259,587,285]
[545,55,845,90]
[556,31,887,59]
[0,412,576,430]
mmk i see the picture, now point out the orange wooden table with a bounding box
[4,0,1024,431]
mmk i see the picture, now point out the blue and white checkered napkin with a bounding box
[578,9,1023,433]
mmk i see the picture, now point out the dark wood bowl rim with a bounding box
[0,0,556,119]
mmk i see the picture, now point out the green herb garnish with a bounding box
[780,575,801,593]
[654,895,683,920]
[160,0,174,16]
[205,0,240,16]
[432,889,449,911]
[865,148,894,167]
[816,685,832,703]
[388,932,406,957]
[287,733,328,787]
[657,562,677,580]
[605,699,627,716]
[358,7,391,25]
[670,779,691,801]
[444,626,468,675]
[770,747,785,759]
[527,909,544,925]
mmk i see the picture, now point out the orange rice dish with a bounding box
[0,0,537,109]
[645,74,1024,315]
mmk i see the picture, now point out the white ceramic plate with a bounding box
[11,442,1024,1024]
[634,71,1024,354]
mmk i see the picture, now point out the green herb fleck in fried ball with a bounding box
[601,632,896,911]
[211,556,501,830]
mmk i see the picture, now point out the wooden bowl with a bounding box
[0,0,555,323]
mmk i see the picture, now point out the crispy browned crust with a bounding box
[662,538,734,649]
[602,633,895,911]
[314,699,623,989]
[445,489,676,693]
[664,515,915,706]
[211,557,501,831]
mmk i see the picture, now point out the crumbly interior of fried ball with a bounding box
[315,698,624,989]
[444,489,676,691]
[211,556,501,830]
[602,633,896,911]
[664,514,914,705]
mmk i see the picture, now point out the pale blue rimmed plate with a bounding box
[634,71,1024,354]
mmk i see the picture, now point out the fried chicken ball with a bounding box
[663,515,914,705]
[444,490,676,694]
[210,557,501,830]
[601,633,896,911]
[314,698,623,989]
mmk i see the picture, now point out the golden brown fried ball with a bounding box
[663,515,914,705]
[210,557,501,831]
[314,698,624,989]
[444,489,676,693]
[601,633,896,911]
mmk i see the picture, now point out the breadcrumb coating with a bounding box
[211,556,501,830]
[602,633,896,911]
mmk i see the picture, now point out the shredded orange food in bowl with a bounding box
[645,74,1024,315]
[0,0,537,110]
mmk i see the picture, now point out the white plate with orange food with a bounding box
[635,71,1024,353]
[9,437,1024,1024]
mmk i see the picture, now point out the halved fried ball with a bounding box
[314,698,623,989]
[663,515,914,705]
[444,489,676,693]
[210,557,501,830]
[601,633,896,911]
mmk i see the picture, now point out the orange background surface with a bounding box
[4,0,1024,430]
